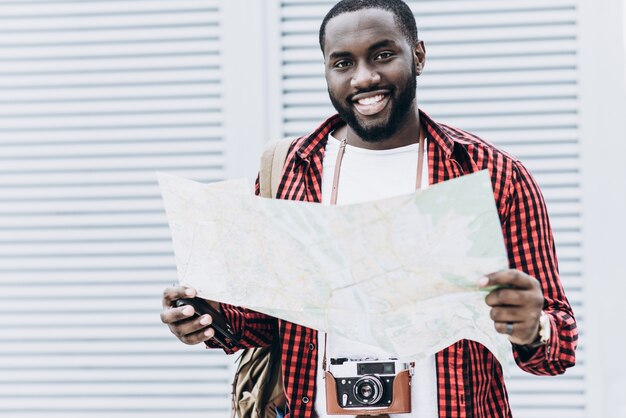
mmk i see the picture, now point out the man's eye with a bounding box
[376,52,393,60]
[334,60,352,68]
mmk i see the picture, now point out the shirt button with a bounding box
[309,343,315,350]
[302,396,309,404]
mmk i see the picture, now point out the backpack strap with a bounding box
[259,138,293,198]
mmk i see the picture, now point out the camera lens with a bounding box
[353,376,383,405]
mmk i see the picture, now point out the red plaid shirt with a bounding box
[218,110,577,417]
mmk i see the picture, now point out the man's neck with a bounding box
[336,108,421,151]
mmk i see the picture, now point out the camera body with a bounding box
[325,358,412,415]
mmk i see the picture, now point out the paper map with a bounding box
[158,170,513,366]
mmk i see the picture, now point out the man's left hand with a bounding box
[481,269,544,346]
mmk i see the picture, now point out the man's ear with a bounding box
[414,40,426,76]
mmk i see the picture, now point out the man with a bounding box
[160,0,577,417]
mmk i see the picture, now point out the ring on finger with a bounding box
[505,322,514,335]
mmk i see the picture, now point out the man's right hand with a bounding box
[160,286,216,345]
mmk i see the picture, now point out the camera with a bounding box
[325,358,413,415]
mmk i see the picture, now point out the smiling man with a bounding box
[160,1,577,417]
[323,8,423,149]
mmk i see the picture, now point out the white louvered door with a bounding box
[279,1,585,417]
[0,1,233,417]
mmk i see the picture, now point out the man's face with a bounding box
[323,9,424,142]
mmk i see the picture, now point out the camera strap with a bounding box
[323,333,329,372]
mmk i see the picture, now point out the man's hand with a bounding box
[160,285,216,345]
[481,269,544,346]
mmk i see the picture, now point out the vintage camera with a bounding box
[325,358,412,415]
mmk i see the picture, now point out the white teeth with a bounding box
[357,94,384,105]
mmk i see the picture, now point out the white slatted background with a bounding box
[279,1,585,417]
[0,1,233,417]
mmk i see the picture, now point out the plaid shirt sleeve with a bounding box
[204,302,275,353]
[503,161,578,374]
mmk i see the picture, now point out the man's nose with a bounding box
[350,62,381,90]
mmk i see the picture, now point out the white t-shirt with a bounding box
[314,131,438,418]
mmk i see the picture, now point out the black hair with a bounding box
[319,0,418,53]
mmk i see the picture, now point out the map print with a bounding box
[158,170,513,367]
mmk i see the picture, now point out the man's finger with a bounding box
[483,269,538,290]
[489,306,530,323]
[162,286,197,308]
[485,288,527,307]
[180,326,215,346]
[160,304,196,324]
[494,321,519,336]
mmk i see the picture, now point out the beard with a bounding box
[328,66,417,143]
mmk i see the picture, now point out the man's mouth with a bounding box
[352,91,391,116]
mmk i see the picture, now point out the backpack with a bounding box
[231,138,292,418]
